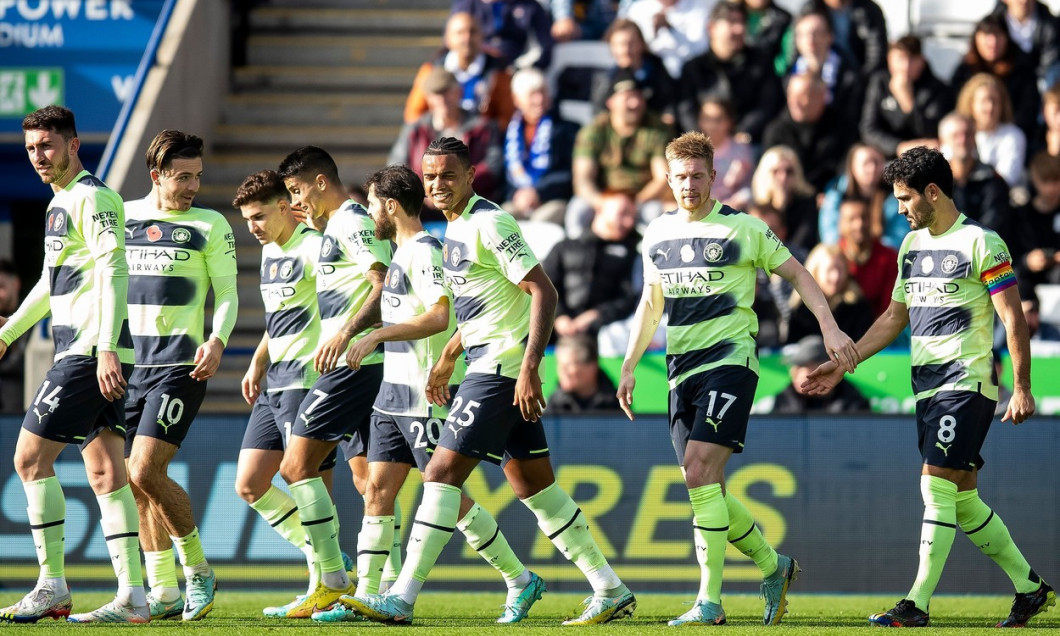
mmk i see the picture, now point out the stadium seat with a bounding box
[546,41,613,126]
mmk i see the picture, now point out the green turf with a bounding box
[1,590,1057,633]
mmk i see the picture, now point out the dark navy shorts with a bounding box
[669,365,758,465]
[367,410,442,471]
[436,373,550,466]
[293,363,383,461]
[916,390,995,471]
[124,365,208,456]
[23,355,133,451]
[242,389,338,471]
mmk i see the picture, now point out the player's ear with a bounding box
[315,173,327,191]
[150,168,161,186]
[68,136,80,156]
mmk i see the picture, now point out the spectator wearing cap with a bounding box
[546,334,622,414]
[591,18,678,125]
[860,35,952,159]
[772,334,870,413]
[404,11,515,128]
[568,68,671,238]
[450,0,554,70]
[389,66,505,204]
[677,1,782,143]
[502,67,580,223]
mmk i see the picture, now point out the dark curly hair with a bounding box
[882,146,953,198]
[424,137,471,169]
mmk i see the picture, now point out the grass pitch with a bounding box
[1,590,1057,633]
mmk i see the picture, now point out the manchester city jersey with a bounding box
[374,232,455,417]
[443,196,539,379]
[124,198,238,366]
[642,200,792,388]
[261,224,323,393]
[892,213,1014,402]
[0,170,134,363]
[317,200,391,366]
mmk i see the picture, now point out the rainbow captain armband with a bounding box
[981,261,1017,295]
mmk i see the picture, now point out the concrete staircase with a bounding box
[198,0,449,412]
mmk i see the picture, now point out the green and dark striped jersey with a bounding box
[261,223,323,393]
[442,196,539,379]
[0,170,133,363]
[892,213,1014,402]
[317,200,391,366]
[124,198,238,366]
[642,200,792,388]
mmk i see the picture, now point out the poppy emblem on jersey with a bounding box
[172,228,191,244]
[450,246,462,267]
[680,244,696,263]
[941,255,959,274]
[704,243,724,263]
[269,262,279,279]
[442,245,448,262]
[921,255,934,274]
[146,225,163,242]
[384,270,392,287]
[280,262,294,279]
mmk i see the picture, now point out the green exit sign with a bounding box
[0,69,64,118]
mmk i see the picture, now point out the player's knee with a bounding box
[234,475,265,504]
[126,458,162,493]
[13,448,47,482]
[279,456,309,485]
[85,462,125,495]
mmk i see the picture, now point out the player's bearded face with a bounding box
[895,183,936,230]
[25,129,74,186]
[367,186,396,241]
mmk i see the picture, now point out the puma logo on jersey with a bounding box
[705,417,720,433]
[33,408,48,424]
[935,442,951,456]
[656,248,671,260]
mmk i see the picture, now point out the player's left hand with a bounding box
[800,360,845,396]
[617,370,636,421]
[426,355,456,406]
[97,351,127,402]
[345,334,378,370]
[1002,387,1035,425]
[314,332,351,374]
[821,326,858,373]
[190,337,224,381]
[514,365,545,422]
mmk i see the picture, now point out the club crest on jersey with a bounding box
[450,246,462,267]
[704,242,724,263]
[146,225,163,242]
[172,228,191,244]
[280,261,294,279]
[50,211,65,231]
[920,255,934,274]
[941,255,959,274]
[680,244,696,263]
[321,238,334,257]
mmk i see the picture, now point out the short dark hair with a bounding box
[0,259,17,277]
[365,164,426,218]
[710,0,746,23]
[232,170,289,208]
[556,333,598,364]
[1029,151,1060,182]
[278,145,341,184]
[890,35,922,57]
[883,146,954,198]
[146,129,203,172]
[424,137,471,169]
[22,105,77,139]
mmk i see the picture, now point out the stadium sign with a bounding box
[0,68,62,116]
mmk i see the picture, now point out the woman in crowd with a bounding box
[785,243,873,344]
[956,72,1027,187]
[751,145,819,251]
[818,143,905,248]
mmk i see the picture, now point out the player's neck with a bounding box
[680,198,717,222]
[274,222,298,247]
[442,192,474,222]
[51,158,84,192]
[320,193,351,220]
[927,205,960,236]
[394,220,424,247]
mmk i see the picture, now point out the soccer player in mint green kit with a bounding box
[348,138,632,626]
[804,146,1055,628]
[122,130,238,621]
[0,106,146,623]
[618,131,860,627]
[314,164,541,624]
[274,146,392,617]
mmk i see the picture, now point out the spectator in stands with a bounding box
[784,7,862,128]
[404,12,514,128]
[548,0,620,43]
[389,67,505,204]
[568,68,671,237]
[773,334,870,413]
[751,145,820,251]
[544,190,641,340]
[547,334,621,414]
[677,1,783,143]
[860,35,951,159]
[800,0,888,78]
[741,0,792,64]
[698,97,753,209]
[991,0,1060,87]
[750,202,799,347]
[763,72,851,193]
[1011,151,1060,285]
[0,259,24,413]
[592,18,677,125]
[346,183,369,208]
[785,243,873,344]
[994,281,1060,353]
[503,67,580,223]
[939,112,1013,240]
[952,13,1040,141]
[956,72,1027,187]
[624,0,710,79]
[451,0,554,69]
[836,197,898,318]
[1029,81,1060,159]
[819,143,905,248]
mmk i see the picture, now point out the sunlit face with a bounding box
[240,198,290,245]
[667,157,715,212]
[787,76,826,122]
[698,102,732,142]
[893,181,938,230]
[592,195,637,240]
[971,84,1001,130]
[851,146,884,190]
[1044,99,1060,130]
[514,87,549,124]
[366,184,397,241]
[814,254,848,297]
[422,153,474,214]
[939,118,976,161]
[609,28,643,68]
[425,84,463,119]
[770,158,796,191]
[794,14,832,60]
[153,156,202,212]
[556,347,598,394]
[284,173,326,222]
[838,200,871,247]
[606,87,646,126]
[444,13,480,61]
[25,128,77,187]
[975,27,1007,63]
